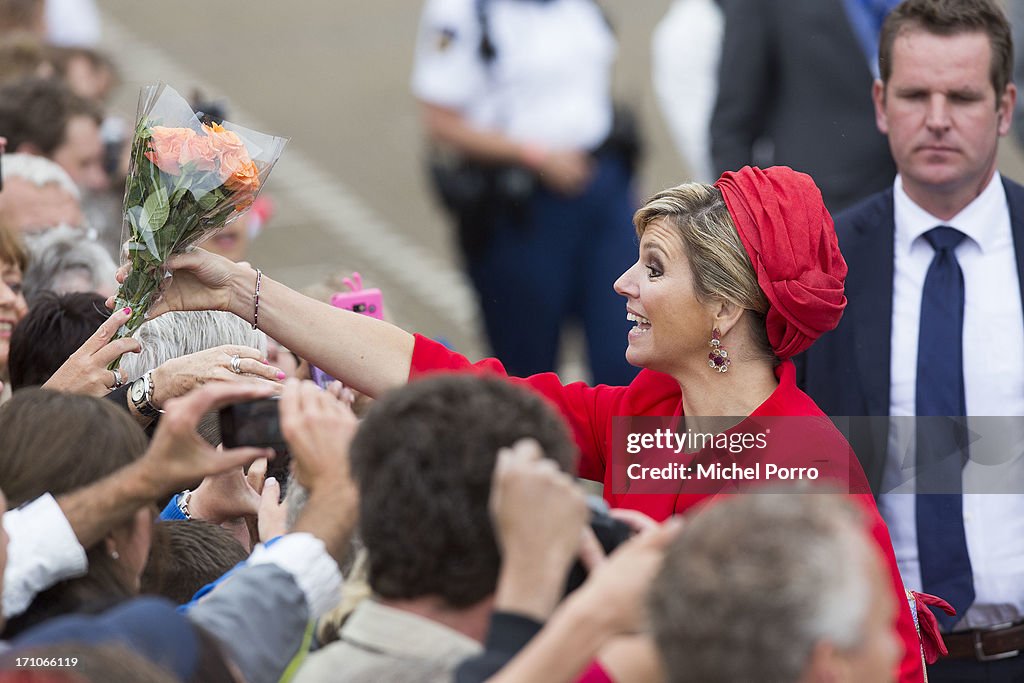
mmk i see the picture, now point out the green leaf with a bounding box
[197,190,221,211]
[126,206,143,235]
[142,187,170,231]
[121,268,152,297]
[125,240,154,259]
[129,205,159,258]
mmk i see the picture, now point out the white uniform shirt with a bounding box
[411,0,616,151]
[880,172,1024,630]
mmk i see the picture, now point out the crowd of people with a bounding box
[0,0,1021,681]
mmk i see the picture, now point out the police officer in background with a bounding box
[412,0,639,385]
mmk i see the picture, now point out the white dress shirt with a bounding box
[2,494,87,618]
[411,0,616,150]
[880,172,1024,630]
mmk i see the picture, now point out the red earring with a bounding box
[708,327,730,373]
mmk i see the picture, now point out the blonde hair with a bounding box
[633,183,774,360]
[0,223,28,272]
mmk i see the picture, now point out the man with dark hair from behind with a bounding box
[294,374,579,683]
[7,291,106,390]
[0,76,107,191]
[140,521,249,606]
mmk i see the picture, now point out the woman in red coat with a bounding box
[144,165,924,682]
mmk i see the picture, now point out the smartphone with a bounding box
[331,289,383,318]
[220,397,291,496]
[311,272,384,388]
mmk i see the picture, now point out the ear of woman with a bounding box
[710,299,744,336]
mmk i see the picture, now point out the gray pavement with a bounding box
[94,0,1024,371]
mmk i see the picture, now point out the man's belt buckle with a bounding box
[973,621,1020,662]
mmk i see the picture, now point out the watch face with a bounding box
[131,381,146,402]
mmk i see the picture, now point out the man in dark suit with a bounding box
[711,0,898,212]
[802,1,1024,679]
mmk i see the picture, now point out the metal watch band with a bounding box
[131,371,161,419]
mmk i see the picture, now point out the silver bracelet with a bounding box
[252,268,262,330]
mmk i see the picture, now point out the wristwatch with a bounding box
[129,370,160,419]
[176,489,193,519]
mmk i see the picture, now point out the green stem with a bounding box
[106,267,163,371]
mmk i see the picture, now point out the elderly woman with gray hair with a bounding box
[120,310,275,391]
[119,310,289,549]
[21,225,117,302]
[117,311,281,435]
[31,306,286,420]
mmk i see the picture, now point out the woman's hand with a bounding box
[111,248,252,320]
[149,344,286,409]
[43,307,141,396]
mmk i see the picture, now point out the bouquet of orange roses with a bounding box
[109,84,287,366]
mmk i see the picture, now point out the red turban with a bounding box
[713,166,848,359]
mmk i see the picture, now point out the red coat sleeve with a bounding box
[853,493,926,683]
[408,334,624,482]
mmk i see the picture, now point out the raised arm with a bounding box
[135,249,415,398]
[3,382,277,618]
[481,520,681,683]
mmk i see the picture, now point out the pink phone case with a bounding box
[331,272,385,321]
[311,274,384,389]
[330,289,383,319]
[330,272,383,319]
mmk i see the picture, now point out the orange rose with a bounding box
[218,146,252,181]
[178,133,219,172]
[204,121,245,150]
[145,126,196,175]
[224,160,260,210]
[203,122,252,181]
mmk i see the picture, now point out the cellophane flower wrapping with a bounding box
[109,84,288,369]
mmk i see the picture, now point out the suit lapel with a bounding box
[1002,178,1024,317]
[846,190,895,415]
